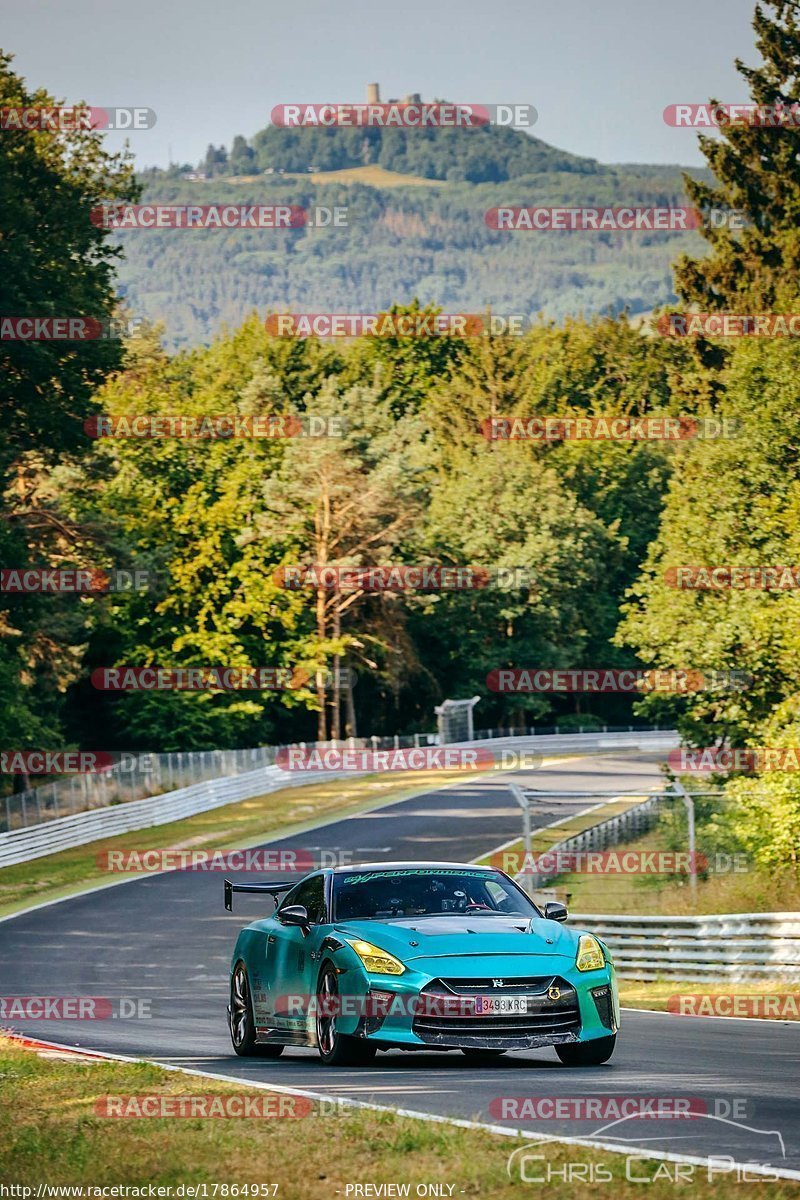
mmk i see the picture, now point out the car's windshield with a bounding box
[332,867,538,921]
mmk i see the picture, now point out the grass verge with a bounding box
[476,794,655,868]
[0,768,477,919]
[619,980,800,1019]
[481,799,800,915]
[2,1037,797,1196]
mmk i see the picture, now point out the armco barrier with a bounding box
[0,764,350,869]
[0,729,677,870]
[569,911,800,982]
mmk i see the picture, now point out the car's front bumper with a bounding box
[335,959,618,1051]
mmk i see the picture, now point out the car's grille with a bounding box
[434,975,561,997]
[412,976,581,1046]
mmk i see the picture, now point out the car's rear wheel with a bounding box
[460,1049,507,1061]
[555,1034,616,1066]
[229,962,284,1058]
[316,964,377,1066]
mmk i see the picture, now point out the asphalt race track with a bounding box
[2,750,799,1177]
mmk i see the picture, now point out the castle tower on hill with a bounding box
[366,84,422,105]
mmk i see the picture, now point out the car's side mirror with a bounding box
[279,904,310,928]
[544,901,568,923]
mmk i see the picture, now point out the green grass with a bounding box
[480,796,800,915]
[0,768,477,919]
[537,822,800,915]
[3,1037,796,1196]
[619,980,800,1018]
[223,165,443,187]
[476,794,656,868]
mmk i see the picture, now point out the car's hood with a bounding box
[334,914,579,961]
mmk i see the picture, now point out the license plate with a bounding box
[474,995,529,1015]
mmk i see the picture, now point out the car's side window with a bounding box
[279,875,326,924]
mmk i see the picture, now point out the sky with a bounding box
[3,0,760,169]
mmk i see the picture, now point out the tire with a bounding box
[229,962,284,1058]
[316,964,377,1066]
[460,1049,508,1061]
[555,1035,616,1066]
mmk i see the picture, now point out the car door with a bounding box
[266,873,328,1039]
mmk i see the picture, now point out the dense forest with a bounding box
[199,118,605,181]
[3,0,800,875]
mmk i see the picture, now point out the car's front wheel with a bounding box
[555,1035,616,1066]
[229,962,284,1058]
[316,964,376,1066]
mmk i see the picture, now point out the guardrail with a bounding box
[0,764,351,870]
[569,912,800,982]
[1,725,676,833]
[1,736,442,833]
[0,729,677,870]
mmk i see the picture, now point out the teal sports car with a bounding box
[225,861,619,1066]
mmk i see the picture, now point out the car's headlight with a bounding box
[345,938,406,975]
[576,934,605,972]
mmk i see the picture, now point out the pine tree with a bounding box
[674,1,800,310]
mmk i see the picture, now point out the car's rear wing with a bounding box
[224,878,294,911]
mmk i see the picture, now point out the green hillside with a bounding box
[197,118,604,182]
[122,121,707,348]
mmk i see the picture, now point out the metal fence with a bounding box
[0,728,678,868]
[471,721,670,741]
[0,762,355,869]
[512,790,665,893]
[568,911,800,982]
[0,725,675,834]
[0,734,440,834]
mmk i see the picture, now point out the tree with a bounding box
[674,1,800,310]
[257,381,426,739]
[230,134,255,175]
[0,51,138,760]
[616,336,800,747]
[203,143,228,176]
